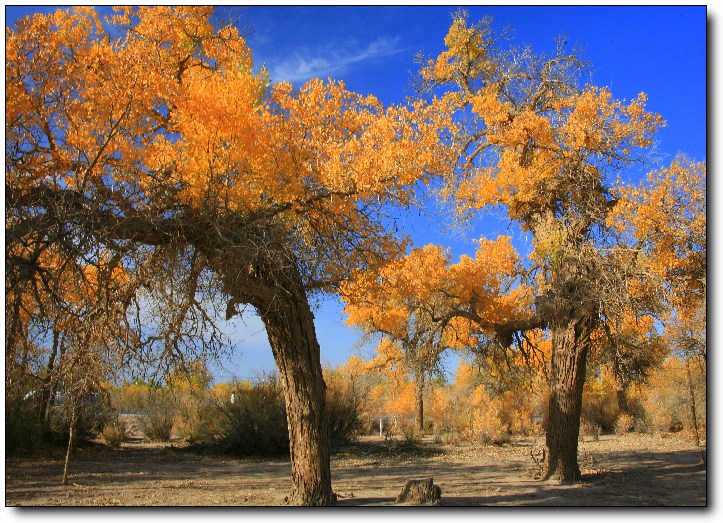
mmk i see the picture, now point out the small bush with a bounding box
[48,391,113,438]
[401,424,421,444]
[471,392,510,446]
[174,391,219,444]
[139,390,175,441]
[669,419,684,432]
[216,372,367,456]
[5,401,55,454]
[633,416,650,434]
[440,431,461,446]
[217,378,289,456]
[581,378,618,433]
[614,413,635,435]
[580,418,602,441]
[102,419,128,448]
[325,371,363,443]
[478,429,511,446]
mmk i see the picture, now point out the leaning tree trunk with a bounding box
[257,277,336,506]
[542,312,595,483]
[413,366,426,434]
[209,232,335,505]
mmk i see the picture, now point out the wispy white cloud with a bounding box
[268,35,403,83]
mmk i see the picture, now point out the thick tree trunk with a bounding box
[612,353,628,415]
[542,314,594,483]
[413,367,425,434]
[207,231,336,506]
[258,280,336,506]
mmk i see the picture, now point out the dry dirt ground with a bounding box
[5,433,706,507]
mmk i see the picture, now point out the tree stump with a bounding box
[396,478,442,505]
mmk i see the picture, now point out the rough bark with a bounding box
[255,267,336,506]
[396,478,442,505]
[542,312,595,483]
[615,386,628,417]
[5,291,22,362]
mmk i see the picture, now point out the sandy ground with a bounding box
[4,433,706,507]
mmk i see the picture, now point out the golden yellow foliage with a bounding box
[418,15,664,236]
[610,156,706,315]
[342,235,531,346]
[6,6,457,291]
[641,356,705,434]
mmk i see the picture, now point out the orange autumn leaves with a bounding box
[420,15,664,228]
[6,7,456,253]
[8,9,704,374]
[610,157,705,278]
[459,86,663,225]
[5,242,131,353]
[610,156,706,322]
[422,16,497,85]
[341,236,532,350]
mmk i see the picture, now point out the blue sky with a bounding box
[5,5,709,382]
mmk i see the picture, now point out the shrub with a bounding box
[5,400,55,454]
[400,421,422,444]
[640,357,706,436]
[580,418,602,441]
[325,371,364,443]
[496,390,536,436]
[581,376,618,433]
[174,390,219,444]
[440,431,461,446]
[480,430,511,446]
[217,377,289,456]
[102,418,128,448]
[633,416,650,434]
[44,390,114,446]
[109,382,149,413]
[139,389,175,441]
[614,413,636,435]
[216,372,365,455]
[470,389,510,446]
